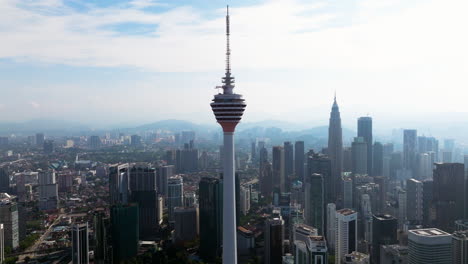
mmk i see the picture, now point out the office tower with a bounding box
[174,207,199,242]
[452,231,468,264]
[0,168,9,193]
[239,186,250,215]
[38,170,58,210]
[199,177,223,261]
[418,153,432,180]
[110,204,139,263]
[260,162,273,198]
[374,176,386,214]
[181,131,196,145]
[327,203,336,252]
[284,142,294,182]
[88,135,101,149]
[176,144,199,173]
[156,165,173,197]
[397,189,407,228]
[422,179,433,227]
[294,235,328,264]
[342,176,353,209]
[167,176,183,223]
[390,152,403,181]
[408,228,452,264]
[295,141,305,181]
[433,163,466,232]
[0,199,18,249]
[328,96,343,203]
[43,139,54,153]
[343,252,369,263]
[406,179,423,225]
[0,224,3,264]
[264,215,284,264]
[36,133,44,147]
[357,117,373,175]
[455,220,468,231]
[343,147,352,172]
[352,137,367,175]
[209,9,246,263]
[293,223,318,247]
[360,194,372,243]
[165,150,176,165]
[403,129,417,176]
[307,152,332,204]
[93,211,109,264]
[273,146,286,193]
[380,244,408,264]
[371,214,397,264]
[129,166,159,237]
[335,209,357,264]
[373,142,383,176]
[129,134,141,147]
[109,164,130,205]
[237,227,255,255]
[72,223,89,264]
[304,173,324,235]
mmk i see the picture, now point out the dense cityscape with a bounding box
[1,1,468,264]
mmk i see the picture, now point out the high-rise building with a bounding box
[357,117,373,175]
[326,203,336,252]
[373,142,383,176]
[167,176,183,223]
[403,130,417,177]
[265,215,284,264]
[342,176,353,209]
[371,214,397,264]
[0,199,18,249]
[307,152,332,204]
[0,167,9,193]
[36,133,44,147]
[418,153,433,180]
[294,235,328,264]
[397,189,407,229]
[433,163,466,232]
[109,164,130,205]
[452,230,468,264]
[408,228,452,264]
[130,135,142,147]
[260,162,273,198]
[335,209,357,263]
[406,178,423,225]
[239,185,250,216]
[352,137,367,175]
[43,139,54,153]
[174,207,199,242]
[199,177,223,261]
[422,179,433,227]
[93,211,109,264]
[38,170,58,211]
[209,10,246,262]
[304,173,324,235]
[88,135,101,149]
[0,224,4,264]
[295,141,305,181]
[284,142,294,184]
[176,144,199,173]
[110,204,139,263]
[380,244,408,264]
[129,166,160,237]
[273,146,286,193]
[72,223,89,264]
[328,96,343,204]
[156,165,173,198]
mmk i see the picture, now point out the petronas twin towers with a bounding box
[328,96,343,205]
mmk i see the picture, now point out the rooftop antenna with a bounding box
[222,5,234,93]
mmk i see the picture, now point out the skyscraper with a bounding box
[406,178,423,225]
[408,228,452,264]
[0,167,9,193]
[403,129,417,176]
[351,137,367,175]
[273,146,286,193]
[264,215,284,264]
[209,7,246,263]
[0,224,4,264]
[109,164,130,205]
[93,211,109,264]
[307,152,332,204]
[284,141,294,185]
[36,133,44,147]
[110,204,139,263]
[199,177,223,261]
[371,214,397,264]
[335,209,357,263]
[167,176,184,223]
[373,142,383,176]
[295,141,305,181]
[0,199,18,249]
[72,223,89,264]
[357,117,373,175]
[304,173,324,235]
[452,231,468,264]
[328,96,343,203]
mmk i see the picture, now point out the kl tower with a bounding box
[211,6,246,264]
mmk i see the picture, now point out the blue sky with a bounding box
[1,0,467,133]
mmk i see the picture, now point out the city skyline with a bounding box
[1,0,468,129]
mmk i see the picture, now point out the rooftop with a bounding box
[337,208,356,216]
[409,228,451,237]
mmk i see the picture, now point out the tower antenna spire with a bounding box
[222,5,234,93]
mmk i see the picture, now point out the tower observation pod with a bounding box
[210,6,246,264]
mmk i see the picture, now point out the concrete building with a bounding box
[38,170,58,211]
[237,226,255,255]
[452,230,468,264]
[295,141,305,181]
[239,185,250,216]
[352,137,367,175]
[406,178,423,225]
[403,130,417,177]
[335,209,358,263]
[284,142,294,185]
[0,197,18,249]
[294,235,328,264]
[304,173,324,235]
[199,177,222,262]
[0,224,4,264]
[273,146,286,193]
[371,214,397,264]
[380,244,408,264]
[357,117,373,175]
[167,176,183,223]
[343,251,369,264]
[109,164,130,205]
[173,207,198,243]
[156,165,173,198]
[326,203,336,252]
[408,228,452,264]
[72,223,89,264]
[265,215,284,264]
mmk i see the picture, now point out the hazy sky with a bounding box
[1,0,467,132]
